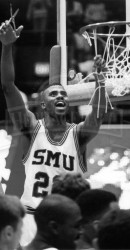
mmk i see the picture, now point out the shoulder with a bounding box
[67,122,76,129]
[17,245,26,250]
[75,121,83,134]
[66,122,73,129]
[27,110,38,128]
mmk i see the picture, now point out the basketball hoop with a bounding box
[80,21,130,97]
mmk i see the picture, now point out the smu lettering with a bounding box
[32,149,75,171]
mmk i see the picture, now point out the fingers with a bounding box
[0,20,22,45]
[94,55,104,64]
[0,20,23,42]
[94,54,102,60]
[94,55,106,69]
[16,25,24,38]
[0,20,13,34]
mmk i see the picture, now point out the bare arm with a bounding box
[0,21,37,131]
[77,55,106,153]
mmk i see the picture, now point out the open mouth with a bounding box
[55,101,66,108]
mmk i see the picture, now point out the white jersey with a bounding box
[21,119,86,210]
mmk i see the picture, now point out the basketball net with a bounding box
[78,22,130,118]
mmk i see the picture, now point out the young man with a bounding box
[94,208,130,250]
[52,172,90,200]
[76,189,118,249]
[0,194,25,250]
[24,194,82,250]
[0,20,106,245]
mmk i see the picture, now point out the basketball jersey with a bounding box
[21,119,87,210]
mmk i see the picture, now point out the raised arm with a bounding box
[77,55,106,153]
[0,21,36,131]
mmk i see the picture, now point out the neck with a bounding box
[77,234,92,249]
[0,245,9,250]
[26,234,52,250]
[44,113,67,129]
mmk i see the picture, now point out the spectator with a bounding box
[94,208,130,250]
[83,1,108,24]
[0,194,25,250]
[67,0,84,31]
[76,189,118,249]
[52,173,90,200]
[24,194,82,250]
[102,183,122,201]
[71,0,108,77]
[26,0,52,32]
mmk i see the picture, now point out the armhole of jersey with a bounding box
[73,125,87,173]
[22,120,41,164]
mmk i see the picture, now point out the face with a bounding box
[41,85,69,116]
[80,202,119,245]
[57,206,82,250]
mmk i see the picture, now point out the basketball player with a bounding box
[0,20,106,245]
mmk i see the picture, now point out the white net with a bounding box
[82,24,130,97]
[105,47,130,96]
[74,23,130,118]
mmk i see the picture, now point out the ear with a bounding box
[3,225,14,240]
[93,220,99,232]
[48,220,59,235]
[41,102,46,110]
[93,238,99,250]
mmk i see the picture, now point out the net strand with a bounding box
[93,29,98,56]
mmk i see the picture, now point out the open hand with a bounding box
[0,20,23,45]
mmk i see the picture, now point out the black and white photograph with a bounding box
[0,1,130,250]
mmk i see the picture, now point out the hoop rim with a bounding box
[88,33,130,38]
[80,21,130,35]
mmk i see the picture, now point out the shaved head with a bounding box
[35,194,80,227]
[34,194,82,250]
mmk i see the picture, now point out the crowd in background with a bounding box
[1,172,130,250]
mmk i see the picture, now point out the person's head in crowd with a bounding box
[84,0,108,23]
[0,194,25,250]
[76,189,118,249]
[51,173,90,200]
[29,194,82,250]
[102,183,122,201]
[94,208,130,250]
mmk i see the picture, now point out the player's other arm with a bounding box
[77,55,106,153]
[0,21,37,131]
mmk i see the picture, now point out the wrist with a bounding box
[2,43,13,49]
[2,41,13,46]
